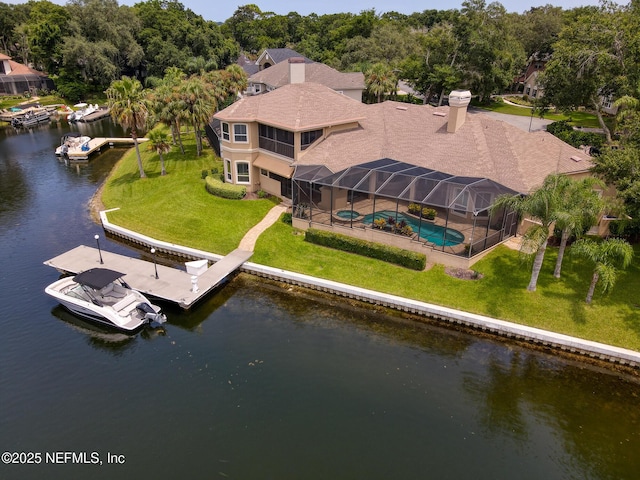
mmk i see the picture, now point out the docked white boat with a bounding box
[45,268,167,332]
[56,132,92,156]
[68,103,98,122]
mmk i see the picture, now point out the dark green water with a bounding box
[0,120,639,480]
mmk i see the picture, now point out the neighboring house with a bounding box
[237,48,364,101]
[514,53,618,115]
[0,53,55,96]
[213,82,599,267]
[514,53,549,99]
[237,48,313,77]
[246,57,365,101]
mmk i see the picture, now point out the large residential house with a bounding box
[246,57,365,101]
[213,82,601,267]
[0,53,54,96]
[238,48,365,101]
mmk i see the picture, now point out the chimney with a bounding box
[447,90,472,133]
[288,57,306,84]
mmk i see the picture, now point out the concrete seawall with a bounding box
[100,209,640,369]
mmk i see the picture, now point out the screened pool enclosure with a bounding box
[292,159,521,259]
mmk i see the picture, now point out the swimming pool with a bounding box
[336,209,361,220]
[362,210,464,247]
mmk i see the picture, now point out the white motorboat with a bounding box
[56,132,92,156]
[68,103,98,122]
[45,268,167,332]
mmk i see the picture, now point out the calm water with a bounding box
[1,119,639,480]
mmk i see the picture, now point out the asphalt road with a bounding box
[469,107,553,132]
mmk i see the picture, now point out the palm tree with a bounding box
[492,173,571,291]
[147,129,171,176]
[106,76,149,178]
[365,63,397,103]
[148,68,188,153]
[178,76,217,156]
[553,177,605,279]
[222,63,248,100]
[570,237,634,304]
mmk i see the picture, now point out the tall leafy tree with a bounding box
[456,0,525,101]
[62,0,143,88]
[538,3,630,144]
[402,22,461,104]
[591,146,640,237]
[570,237,634,304]
[492,174,571,291]
[106,76,149,178]
[22,0,70,74]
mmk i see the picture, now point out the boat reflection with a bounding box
[51,305,167,354]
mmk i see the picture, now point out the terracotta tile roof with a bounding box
[6,60,46,76]
[249,62,364,90]
[215,83,592,194]
[0,53,48,77]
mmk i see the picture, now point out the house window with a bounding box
[301,129,323,150]
[225,159,232,182]
[260,168,268,176]
[254,84,261,93]
[222,122,230,141]
[234,124,248,143]
[258,123,294,158]
[236,162,250,184]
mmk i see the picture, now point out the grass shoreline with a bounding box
[97,132,640,353]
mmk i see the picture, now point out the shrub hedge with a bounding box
[304,228,426,270]
[546,120,605,148]
[205,175,246,199]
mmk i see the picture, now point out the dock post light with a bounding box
[94,234,104,264]
[151,248,159,279]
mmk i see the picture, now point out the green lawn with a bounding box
[253,220,640,351]
[100,133,640,351]
[0,94,67,109]
[101,133,277,254]
[472,99,606,129]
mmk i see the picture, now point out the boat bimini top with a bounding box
[73,268,127,290]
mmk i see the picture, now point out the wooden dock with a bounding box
[66,137,148,161]
[44,245,253,309]
[79,107,110,123]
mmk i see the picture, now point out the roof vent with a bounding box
[396,105,408,111]
[570,155,582,162]
[433,111,446,117]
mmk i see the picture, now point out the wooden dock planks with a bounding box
[44,245,252,308]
